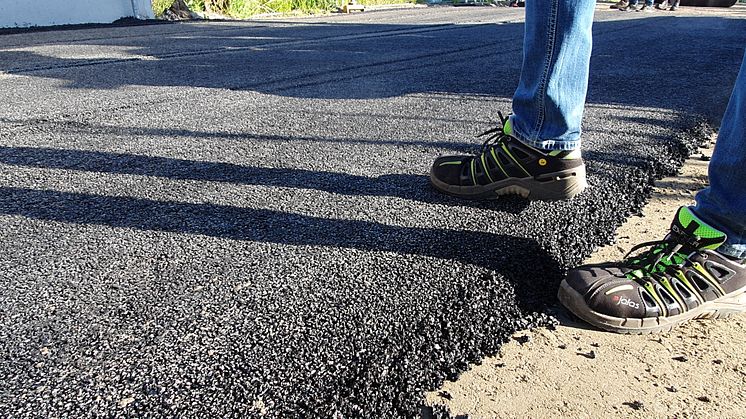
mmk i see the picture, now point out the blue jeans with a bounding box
[510,0,596,151]
[693,54,746,258]
[510,0,746,257]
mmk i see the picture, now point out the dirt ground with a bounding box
[425,144,746,418]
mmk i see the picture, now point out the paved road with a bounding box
[1,5,744,417]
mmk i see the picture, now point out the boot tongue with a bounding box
[669,206,727,252]
[503,117,513,136]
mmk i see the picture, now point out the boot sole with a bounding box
[558,280,746,334]
[430,164,587,201]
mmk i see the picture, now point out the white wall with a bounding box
[0,0,155,28]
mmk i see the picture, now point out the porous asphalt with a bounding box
[1,5,745,418]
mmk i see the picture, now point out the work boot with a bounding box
[559,207,746,334]
[430,113,586,201]
[610,0,629,8]
[619,3,639,11]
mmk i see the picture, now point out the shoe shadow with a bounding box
[0,145,529,214]
[0,186,557,310]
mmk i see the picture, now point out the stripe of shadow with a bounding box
[0,146,527,213]
[0,186,558,307]
[0,118,474,153]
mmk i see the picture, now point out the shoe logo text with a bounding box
[612,295,640,310]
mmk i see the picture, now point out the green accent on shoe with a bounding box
[503,117,513,136]
[489,148,509,178]
[659,275,687,311]
[548,149,582,159]
[626,245,687,279]
[480,154,494,183]
[563,149,582,159]
[470,159,477,186]
[693,262,726,295]
[500,143,530,177]
[675,270,704,304]
[643,281,667,316]
[438,161,462,166]
[677,207,726,247]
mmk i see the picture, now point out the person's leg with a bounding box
[429,0,594,201]
[692,52,746,259]
[559,52,746,334]
[510,0,596,151]
[640,0,654,9]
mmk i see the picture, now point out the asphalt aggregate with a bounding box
[1,5,745,418]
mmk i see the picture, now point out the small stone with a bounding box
[558,344,567,350]
[712,359,723,365]
[666,386,678,393]
[119,397,135,408]
[624,400,644,410]
[672,355,688,362]
[697,396,711,403]
[513,335,530,345]
[252,400,267,415]
[438,391,452,400]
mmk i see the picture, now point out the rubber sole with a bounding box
[430,164,587,201]
[558,280,746,334]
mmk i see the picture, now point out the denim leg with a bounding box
[510,0,596,151]
[692,51,746,259]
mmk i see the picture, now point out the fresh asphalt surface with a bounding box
[1,5,745,418]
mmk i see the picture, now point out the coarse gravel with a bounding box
[1,6,745,418]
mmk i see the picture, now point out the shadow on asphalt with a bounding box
[0,144,530,213]
[0,185,559,308]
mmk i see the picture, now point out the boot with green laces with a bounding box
[430,113,587,201]
[559,206,746,334]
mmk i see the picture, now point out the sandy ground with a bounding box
[426,142,746,417]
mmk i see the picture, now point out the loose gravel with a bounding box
[0,7,744,418]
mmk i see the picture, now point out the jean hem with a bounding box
[510,125,581,151]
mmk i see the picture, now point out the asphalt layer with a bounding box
[1,5,745,418]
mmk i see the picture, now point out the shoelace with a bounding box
[624,236,687,276]
[476,111,511,154]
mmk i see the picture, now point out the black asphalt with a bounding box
[1,5,745,418]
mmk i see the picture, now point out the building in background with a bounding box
[0,0,154,28]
